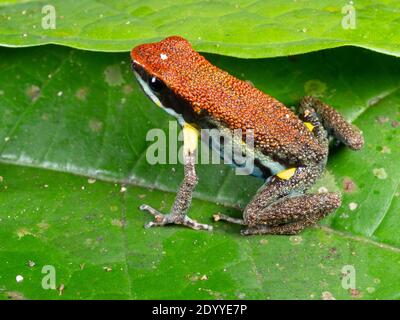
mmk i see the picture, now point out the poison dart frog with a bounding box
[130,36,364,235]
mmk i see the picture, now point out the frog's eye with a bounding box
[149,76,165,93]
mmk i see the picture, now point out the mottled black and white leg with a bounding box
[240,172,341,235]
[215,165,341,235]
[140,124,213,231]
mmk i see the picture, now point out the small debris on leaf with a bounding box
[27,260,36,268]
[349,202,358,211]
[349,288,362,299]
[343,177,357,193]
[375,116,389,124]
[373,168,388,180]
[321,291,336,300]
[59,284,65,296]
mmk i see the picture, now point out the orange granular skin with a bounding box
[131,36,325,165]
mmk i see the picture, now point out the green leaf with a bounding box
[0,0,400,58]
[0,45,399,299]
[1,163,400,299]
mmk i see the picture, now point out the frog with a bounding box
[130,36,364,235]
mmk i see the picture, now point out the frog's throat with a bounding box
[133,70,185,126]
[133,70,162,107]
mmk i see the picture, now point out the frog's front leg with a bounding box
[140,124,213,231]
[215,166,341,235]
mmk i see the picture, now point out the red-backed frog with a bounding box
[130,36,364,235]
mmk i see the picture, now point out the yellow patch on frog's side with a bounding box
[16,228,34,239]
[277,167,296,180]
[183,123,200,154]
[304,122,314,132]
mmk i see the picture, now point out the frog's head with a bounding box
[131,36,206,121]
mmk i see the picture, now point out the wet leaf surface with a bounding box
[0,45,399,299]
[0,0,400,58]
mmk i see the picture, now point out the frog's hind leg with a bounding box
[299,96,364,150]
[241,192,340,235]
[244,167,341,235]
[213,192,340,235]
[215,166,341,235]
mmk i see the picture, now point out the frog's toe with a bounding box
[213,213,245,225]
[182,216,213,231]
[139,203,168,228]
[139,204,163,216]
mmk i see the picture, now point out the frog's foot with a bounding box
[138,148,212,232]
[140,204,213,231]
[241,192,341,235]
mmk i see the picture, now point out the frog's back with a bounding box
[131,36,325,166]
